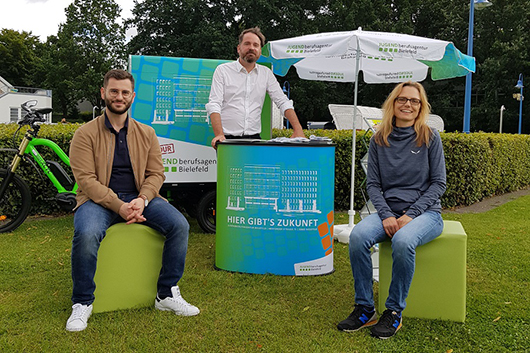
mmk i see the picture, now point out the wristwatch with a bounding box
[139,194,149,207]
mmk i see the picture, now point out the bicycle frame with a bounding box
[4,127,78,195]
[0,101,78,232]
[25,137,78,194]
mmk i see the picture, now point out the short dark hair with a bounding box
[103,69,135,88]
[239,27,266,47]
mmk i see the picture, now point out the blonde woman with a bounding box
[337,81,446,339]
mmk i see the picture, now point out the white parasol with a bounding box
[258,28,475,242]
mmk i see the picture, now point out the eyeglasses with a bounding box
[395,97,421,106]
[108,89,132,99]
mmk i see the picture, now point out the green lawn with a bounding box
[1,197,529,352]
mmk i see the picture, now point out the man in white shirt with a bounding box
[205,27,304,148]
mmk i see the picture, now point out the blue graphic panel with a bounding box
[216,143,336,275]
[130,55,230,147]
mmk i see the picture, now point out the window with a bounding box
[9,108,19,123]
[9,107,28,123]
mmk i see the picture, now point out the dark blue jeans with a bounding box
[71,193,189,305]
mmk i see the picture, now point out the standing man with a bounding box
[66,69,199,332]
[206,27,305,148]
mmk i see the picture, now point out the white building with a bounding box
[0,76,52,124]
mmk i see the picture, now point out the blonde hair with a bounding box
[374,81,433,147]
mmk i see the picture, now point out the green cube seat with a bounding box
[378,220,467,322]
[92,223,164,313]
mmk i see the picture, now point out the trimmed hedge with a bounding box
[1,123,529,215]
[272,128,370,211]
[274,129,530,211]
[441,132,530,208]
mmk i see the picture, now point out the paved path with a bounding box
[443,186,530,214]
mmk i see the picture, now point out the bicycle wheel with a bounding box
[0,169,32,233]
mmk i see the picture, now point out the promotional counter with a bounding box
[215,139,335,276]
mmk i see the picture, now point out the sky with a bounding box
[0,0,136,41]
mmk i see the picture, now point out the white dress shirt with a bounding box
[205,59,294,136]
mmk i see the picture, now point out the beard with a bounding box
[242,50,258,63]
[104,97,132,115]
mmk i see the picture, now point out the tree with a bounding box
[126,0,374,121]
[473,0,530,133]
[38,35,81,119]
[126,0,530,132]
[127,0,236,58]
[42,0,126,117]
[0,29,42,87]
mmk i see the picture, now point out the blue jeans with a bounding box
[71,193,190,305]
[349,211,443,312]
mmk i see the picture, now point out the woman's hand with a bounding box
[382,217,399,238]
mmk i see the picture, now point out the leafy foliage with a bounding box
[272,129,530,211]
[2,0,530,132]
[0,29,43,87]
[38,0,127,118]
[476,0,530,133]
[124,0,528,133]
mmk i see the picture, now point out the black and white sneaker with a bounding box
[370,309,402,339]
[337,304,377,332]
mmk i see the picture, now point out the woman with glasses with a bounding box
[337,81,446,339]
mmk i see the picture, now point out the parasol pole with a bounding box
[334,29,361,243]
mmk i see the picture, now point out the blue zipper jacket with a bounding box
[366,126,446,220]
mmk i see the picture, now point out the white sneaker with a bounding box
[66,303,93,332]
[155,285,200,316]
